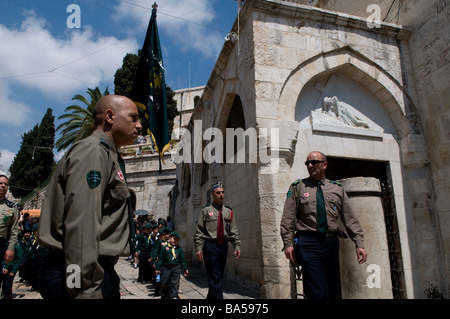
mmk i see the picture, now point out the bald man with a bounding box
[280,151,367,299]
[38,95,142,299]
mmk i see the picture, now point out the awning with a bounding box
[22,209,41,218]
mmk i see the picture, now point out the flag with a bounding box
[131,2,169,169]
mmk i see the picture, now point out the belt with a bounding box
[295,231,337,239]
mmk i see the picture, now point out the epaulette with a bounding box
[202,204,211,209]
[292,179,301,185]
[225,205,233,210]
[330,180,342,186]
[5,199,17,208]
[99,138,110,150]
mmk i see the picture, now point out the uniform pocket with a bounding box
[205,214,218,235]
[104,183,130,218]
[328,197,342,218]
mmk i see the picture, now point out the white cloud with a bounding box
[112,0,223,58]
[0,85,32,126]
[0,149,16,174]
[0,12,139,99]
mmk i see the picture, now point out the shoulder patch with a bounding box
[292,179,301,186]
[330,180,342,186]
[86,170,102,189]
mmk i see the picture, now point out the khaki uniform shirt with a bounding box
[0,199,19,251]
[38,130,131,298]
[193,203,241,253]
[280,177,364,249]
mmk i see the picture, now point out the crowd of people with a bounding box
[0,211,50,299]
[129,216,188,299]
[1,211,188,299]
[2,95,368,300]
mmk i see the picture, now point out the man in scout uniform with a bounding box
[280,151,367,299]
[38,95,142,299]
[0,175,19,267]
[193,181,241,299]
[156,231,188,299]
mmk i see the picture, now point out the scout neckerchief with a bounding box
[167,243,177,260]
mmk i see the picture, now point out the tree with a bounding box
[9,108,55,198]
[55,87,109,152]
[114,51,178,139]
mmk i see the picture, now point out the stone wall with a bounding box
[174,0,449,298]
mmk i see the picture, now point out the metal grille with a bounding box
[293,265,305,299]
[380,179,406,299]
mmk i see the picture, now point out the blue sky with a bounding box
[0,0,239,174]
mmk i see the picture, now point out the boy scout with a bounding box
[0,175,19,266]
[0,241,24,299]
[280,151,367,299]
[156,231,188,299]
[38,95,142,299]
[135,223,152,283]
[193,181,241,299]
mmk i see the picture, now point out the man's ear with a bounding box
[105,109,115,125]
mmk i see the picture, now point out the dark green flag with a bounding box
[131,2,169,167]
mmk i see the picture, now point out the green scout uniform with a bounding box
[0,198,20,252]
[193,203,241,253]
[1,243,24,299]
[136,225,152,282]
[156,242,188,271]
[157,232,188,299]
[38,130,132,298]
[150,237,167,267]
[280,177,364,250]
[3,243,24,275]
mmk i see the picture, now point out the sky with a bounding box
[0,0,240,174]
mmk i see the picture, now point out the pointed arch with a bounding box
[278,46,422,141]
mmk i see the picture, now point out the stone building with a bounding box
[118,87,204,222]
[172,86,205,140]
[173,0,450,299]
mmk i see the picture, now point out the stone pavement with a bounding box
[10,257,260,299]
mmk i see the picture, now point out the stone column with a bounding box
[339,177,393,299]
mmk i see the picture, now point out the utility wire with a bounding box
[118,0,226,33]
[0,1,231,83]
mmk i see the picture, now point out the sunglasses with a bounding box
[304,160,325,166]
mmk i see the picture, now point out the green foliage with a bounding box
[9,108,55,198]
[55,87,109,151]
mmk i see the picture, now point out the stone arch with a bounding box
[275,47,433,298]
[278,46,424,144]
